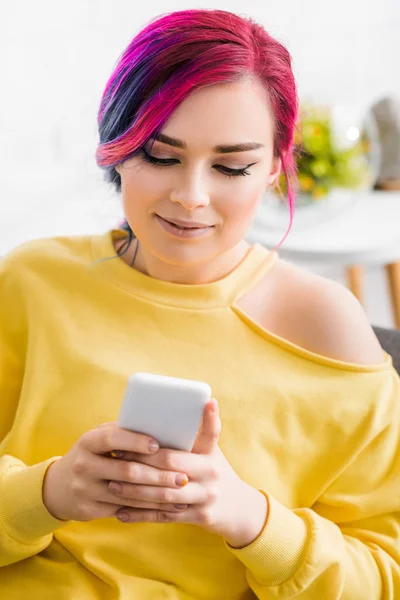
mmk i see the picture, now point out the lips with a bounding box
[158,216,213,229]
[154,214,214,238]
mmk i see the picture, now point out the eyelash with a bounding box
[140,149,253,178]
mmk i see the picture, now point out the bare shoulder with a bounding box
[241,256,385,365]
[277,260,384,364]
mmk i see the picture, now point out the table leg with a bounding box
[346,265,364,304]
[385,261,400,329]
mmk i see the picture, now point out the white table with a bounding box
[247,190,400,329]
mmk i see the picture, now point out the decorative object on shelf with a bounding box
[371,96,400,191]
[277,104,379,204]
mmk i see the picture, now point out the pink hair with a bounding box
[96,9,298,245]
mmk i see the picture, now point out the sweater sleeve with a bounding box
[0,252,68,567]
[226,365,400,599]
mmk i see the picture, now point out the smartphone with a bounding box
[117,372,212,451]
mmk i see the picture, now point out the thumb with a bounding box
[192,398,221,455]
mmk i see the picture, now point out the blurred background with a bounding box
[1,0,399,327]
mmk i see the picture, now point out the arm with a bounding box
[226,279,400,598]
[0,252,66,567]
[227,374,400,598]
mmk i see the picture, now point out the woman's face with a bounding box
[116,77,280,271]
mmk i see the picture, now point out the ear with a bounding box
[266,156,282,188]
[115,164,121,175]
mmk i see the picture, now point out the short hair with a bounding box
[96,8,298,234]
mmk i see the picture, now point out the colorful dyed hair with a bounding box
[96,8,298,243]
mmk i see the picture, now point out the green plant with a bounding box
[278,105,372,201]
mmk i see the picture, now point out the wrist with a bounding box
[224,486,268,549]
[42,459,68,521]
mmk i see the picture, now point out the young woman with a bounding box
[1,8,399,599]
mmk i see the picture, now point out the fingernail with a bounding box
[111,450,125,459]
[109,481,122,494]
[117,511,129,522]
[148,440,160,453]
[174,504,187,510]
[175,474,189,487]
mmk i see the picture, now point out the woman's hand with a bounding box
[109,399,269,548]
[42,424,192,522]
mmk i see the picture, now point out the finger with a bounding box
[126,449,214,480]
[81,501,122,520]
[100,495,188,512]
[107,481,206,505]
[116,506,197,524]
[86,479,190,511]
[96,456,189,488]
[95,422,121,458]
[192,398,221,455]
[82,423,160,456]
[109,451,146,461]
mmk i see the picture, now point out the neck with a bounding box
[114,237,251,285]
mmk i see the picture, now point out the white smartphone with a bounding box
[117,372,212,451]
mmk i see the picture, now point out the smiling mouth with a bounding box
[154,214,216,238]
[157,216,214,230]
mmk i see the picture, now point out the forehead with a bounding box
[159,78,274,149]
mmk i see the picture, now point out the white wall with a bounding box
[0,0,399,326]
[1,0,398,173]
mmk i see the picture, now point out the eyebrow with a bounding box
[150,133,264,154]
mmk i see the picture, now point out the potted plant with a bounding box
[277,104,375,205]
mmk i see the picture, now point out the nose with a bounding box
[170,168,210,211]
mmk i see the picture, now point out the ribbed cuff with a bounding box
[0,457,68,544]
[225,491,310,587]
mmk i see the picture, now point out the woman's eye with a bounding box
[141,150,178,167]
[216,165,253,178]
[140,149,255,178]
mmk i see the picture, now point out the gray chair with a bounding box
[373,326,400,375]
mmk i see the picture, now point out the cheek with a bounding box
[217,182,263,222]
[123,167,166,196]
[122,170,166,215]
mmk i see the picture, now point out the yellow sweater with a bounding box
[1,228,399,600]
